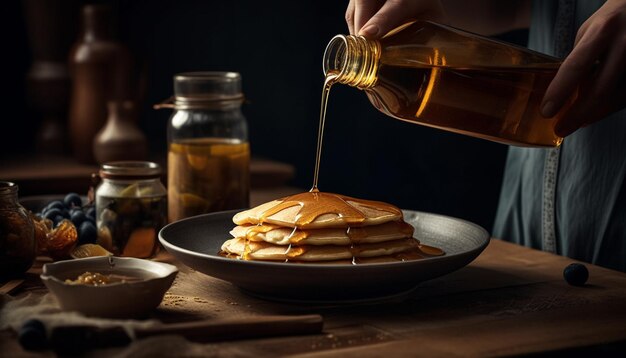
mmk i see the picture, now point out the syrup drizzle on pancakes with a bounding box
[256,189,401,228]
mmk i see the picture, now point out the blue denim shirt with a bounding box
[493,0,626,271]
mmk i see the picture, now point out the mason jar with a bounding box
[95,161,167,258]
[161,72,250,222]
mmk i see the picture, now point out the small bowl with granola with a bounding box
[41,256,177,318]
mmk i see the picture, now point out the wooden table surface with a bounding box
[2,238,626,356]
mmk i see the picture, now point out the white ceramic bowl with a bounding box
[41,256,178,318]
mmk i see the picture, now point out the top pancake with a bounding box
[233,191,403,229]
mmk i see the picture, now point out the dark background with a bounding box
[4,0,529,232]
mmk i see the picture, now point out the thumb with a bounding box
[358,0,446,39]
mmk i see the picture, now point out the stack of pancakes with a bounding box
[220,191,443,263]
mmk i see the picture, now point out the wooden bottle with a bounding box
[68,4,131,163]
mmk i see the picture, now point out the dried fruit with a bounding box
[31,216,51,256]
[46,219,78,260]
[70,244,112,259]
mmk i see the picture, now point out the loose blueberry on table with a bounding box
[563,263,589,286]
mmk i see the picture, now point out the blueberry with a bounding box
[61,209,70,219]
[85,216,96,225]
[47,201,66,211]
[64,193,82,208]
[564,263,589,286]
[71,210,87,227]
[18,319,47,351]
[53,215,65,227]
[85,207,96,220]
[43,208,62,221]
[69,207,82,216]
[78,221,97,244]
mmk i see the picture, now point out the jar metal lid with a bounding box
[154,71,245,110]
[100,161,162,180]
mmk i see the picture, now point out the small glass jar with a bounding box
[0,182,35,278]
[159,72,250,222]
[95,161,167,258]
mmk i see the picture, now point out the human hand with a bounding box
[345,0,446,38]
[541,0,626,137]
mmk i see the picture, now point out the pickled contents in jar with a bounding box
[97,196,166,258]
[168,138,250,222]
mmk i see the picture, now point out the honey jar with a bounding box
[0,182,35,278]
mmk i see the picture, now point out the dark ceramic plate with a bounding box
[159,210,490,303]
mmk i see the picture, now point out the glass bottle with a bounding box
[95,161,167,258]
[160,72,250,222]
[323,21,572,147]
[0,182,35,278]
